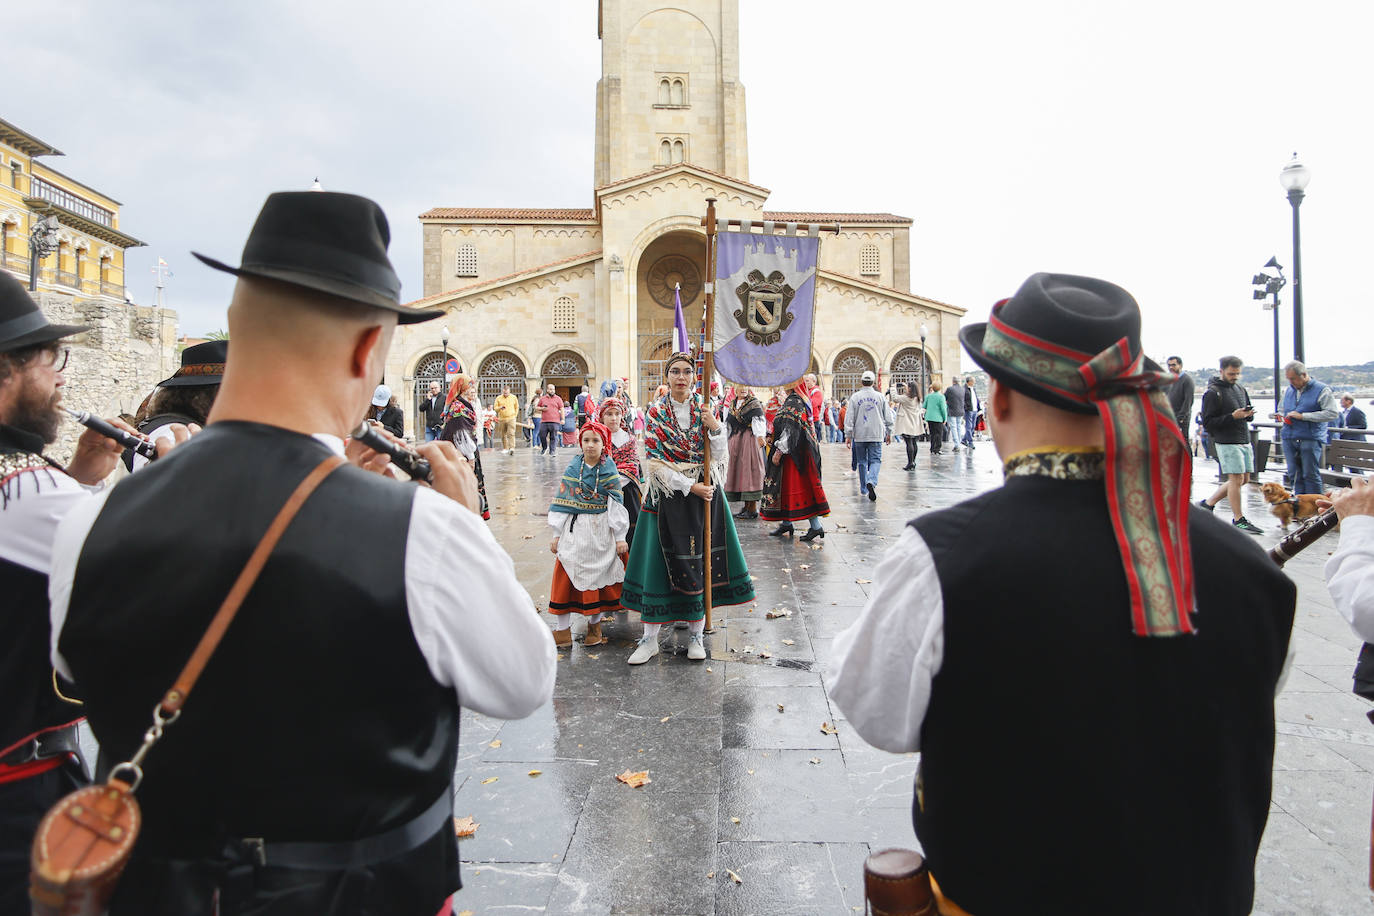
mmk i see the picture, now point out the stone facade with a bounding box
[387,0,964,437]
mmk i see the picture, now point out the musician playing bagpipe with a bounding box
[45,191,555,915]
[0,271,193,913]
[831,274,1296,915]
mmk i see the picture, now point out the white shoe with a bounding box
[687,634,706,661]
[628,636,660,665]
[674,620,689,630]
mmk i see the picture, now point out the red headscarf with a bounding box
[579,420,612,452]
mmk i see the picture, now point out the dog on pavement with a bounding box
[1260,482,1324,529]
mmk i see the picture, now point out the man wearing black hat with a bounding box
[124,338,226,472]
[0,271,183,914]
[48,192,556,915]
[831,274,1295,915]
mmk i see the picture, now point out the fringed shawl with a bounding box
[550,455,623,515]
[726,393,764,438]
[642,393,725,503]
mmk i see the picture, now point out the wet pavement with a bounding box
[456,436,1371,915]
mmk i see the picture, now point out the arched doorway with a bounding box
[831,347,876,403]
[638,333,672,406]
[412,351,448,433]
[636,229,706,401]
[477,350,527,409]
[890,346,934,395]
[541,349,590,404]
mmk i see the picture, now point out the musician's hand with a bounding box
[1328,477,1374,521]
[152,422,196,459]
[550,536,560,555]
[67,416,138,485]
[344,433,393,477]
[417,439,481,514]
[690,482,713,501]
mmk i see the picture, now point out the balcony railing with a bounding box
[100,281,124,299]
[56,270,78,288]
[28,175,115,228]
[1,250,28,272]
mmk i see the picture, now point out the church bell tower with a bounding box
[594,0,749,187]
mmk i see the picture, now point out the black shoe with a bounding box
[769,523,794,537]
[799,528,825,543]
[734,508,758,519]
[867,483,877,502]
[1197,499,1214,513]
[902,464,914,471]
[1233,517,1264,534]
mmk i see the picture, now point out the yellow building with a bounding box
[0,116,144,298]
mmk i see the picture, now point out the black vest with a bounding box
[0,423,84,761]
[61,422,459,914]
[910,476,1294,915]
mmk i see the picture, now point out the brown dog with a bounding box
[1260,482,1324,529]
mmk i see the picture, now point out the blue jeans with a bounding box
[963,411,976,446]
[854,440,882,490]
[423,426,438,443]
[1283,437,1324,494]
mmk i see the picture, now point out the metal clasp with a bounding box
[108,701,183,793]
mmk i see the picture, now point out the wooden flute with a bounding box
[64,408,159,460]
[349,421,433,483]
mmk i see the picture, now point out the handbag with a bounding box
[29,455,344,916]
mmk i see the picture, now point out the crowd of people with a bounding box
[5,190,1374,915]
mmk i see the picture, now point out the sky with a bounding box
[9,0,1372,372]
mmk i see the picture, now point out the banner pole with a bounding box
[703,197,717,633]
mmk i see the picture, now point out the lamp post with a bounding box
[1251,257,1286,417]
[1278,153,1310,362]
[28,215,59,291]
[918,323,929,398]
[441,326,451,384]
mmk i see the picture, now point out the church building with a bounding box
[387,0,964,430]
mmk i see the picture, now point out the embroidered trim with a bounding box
[1003,449,1106,481]
[0,452,56,509]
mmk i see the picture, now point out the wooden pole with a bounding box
[702,198,717,632]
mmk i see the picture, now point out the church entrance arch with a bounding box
[541,349,590,404]
[635,228,706,405]
[412,351,448,435]
[477,350,527,409]
[831,347,876,403]
[889,346,933,394]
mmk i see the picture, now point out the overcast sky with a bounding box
[10,0,1371,372]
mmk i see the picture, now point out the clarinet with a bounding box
[1268,507,1340,567]
[349,421,433,483]
[64,408,159,460]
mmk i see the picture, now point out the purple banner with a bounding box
[712,232,819,387]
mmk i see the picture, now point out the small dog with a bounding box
[1260,482,1324,529]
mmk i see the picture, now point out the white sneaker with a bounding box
[628,636,660,665]
[687,634,706,660]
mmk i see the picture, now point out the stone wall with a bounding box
[36,289,180,462]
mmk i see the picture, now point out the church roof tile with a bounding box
[419,207,597,221]
[762,211,912,225]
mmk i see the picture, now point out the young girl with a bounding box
[596,397,643,548]
[439,374,490,520]
[547,421,629,648]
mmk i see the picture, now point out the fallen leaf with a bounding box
[616,769,651,788]
[481,777,498,785]
[747,768,755,775]
[743,644,755,654]
[453,816,479,837]
[528,770,542,777]
[766,608,791,619]
[781,568,791,572]
[586,653,599,660]
[747,607,754,613]
[706,667,713,672]
[758,651,773,659]
[782,639,795,646]
[809,544,822,550]
[799,564,811,569]
[781,585,788,589]
[660,716,672,723]
[776,703,785,712]
[460,911,475,916]
[707,872,716,879]
[522,534,534,539]
[820,722,838,735]
[856,578,872,585]
[489,739,502,748]
[835,524,847,529]
[557,653,565,660]
[731,816,741,824]
[728,869,743,884]
[809,757,822,765]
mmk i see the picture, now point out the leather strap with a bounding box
[160,455,344,713]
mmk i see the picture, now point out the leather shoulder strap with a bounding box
[160,455,345,714]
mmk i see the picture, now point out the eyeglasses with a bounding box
[42,348,69,373]
[667,367,695,377]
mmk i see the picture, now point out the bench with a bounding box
[1322,438,1374,487]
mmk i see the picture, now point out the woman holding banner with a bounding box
[620,352,755,665]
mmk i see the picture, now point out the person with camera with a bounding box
[1198,355,1263,533]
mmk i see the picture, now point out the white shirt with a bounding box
[0,462,100,576]
[1325,515,1374,643]
[49,434,556,721]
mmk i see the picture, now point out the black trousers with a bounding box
[902,434,919,467]
[927,421,944,453]
[0,760,87,916]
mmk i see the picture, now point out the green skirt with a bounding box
[621,490,755,623]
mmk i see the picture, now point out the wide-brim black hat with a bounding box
[158,339,227,387]
[959,272,1160,415]
[193,191,442,325]
[0,271,89,353]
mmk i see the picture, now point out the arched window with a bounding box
[659,139,672,165]
[412,351,450,428]
[672,139,685,163]
[456,243,478,277]
[477,350,527,407]
[832,348,876,403]
[658,79,671,105]
[542,349,589,383]
[860,244,880,277]
[890,347,934,393]
[552,295,576,333]
[670,79,685,105]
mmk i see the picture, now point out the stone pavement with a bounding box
[453,436,1371,915]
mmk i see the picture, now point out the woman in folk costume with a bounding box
[595,396,643,548]
[547,421,628,648]
[621,353,755,665]
[439,373,490,520]
[724,387,767,519]
[761,378,830,541]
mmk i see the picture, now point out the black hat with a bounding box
[157,339,227,387]
[959,272,1158,415]
[193,191,442,324]
[0,271,89,354]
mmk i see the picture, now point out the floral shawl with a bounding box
[726,393,764,439]
[440,395,477,440]
[550,455,623,515]
[643,393,725,502]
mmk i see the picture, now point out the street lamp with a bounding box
[918,323,929,398]
[1278,153,1310,362]
[28,215,59,291]
[1251,257,1286,417]
[441,326,451,385]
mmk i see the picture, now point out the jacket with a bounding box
[845,386,892,442]
[1201,377,1252,445]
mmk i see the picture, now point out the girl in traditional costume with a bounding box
[761,379,830,541]
[595,397,643,548]
[439,374,490,520]
[621,353,756,665]
[724,388,766,519]
[547,421,628,648]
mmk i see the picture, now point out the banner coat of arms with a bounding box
[711,233,819,387]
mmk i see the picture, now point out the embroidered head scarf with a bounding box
[440,374,477,430]
[970,278,1194,638]
[551,426,623,516]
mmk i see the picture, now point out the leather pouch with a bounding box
[30,779,140,916]
[864,847,938,916]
